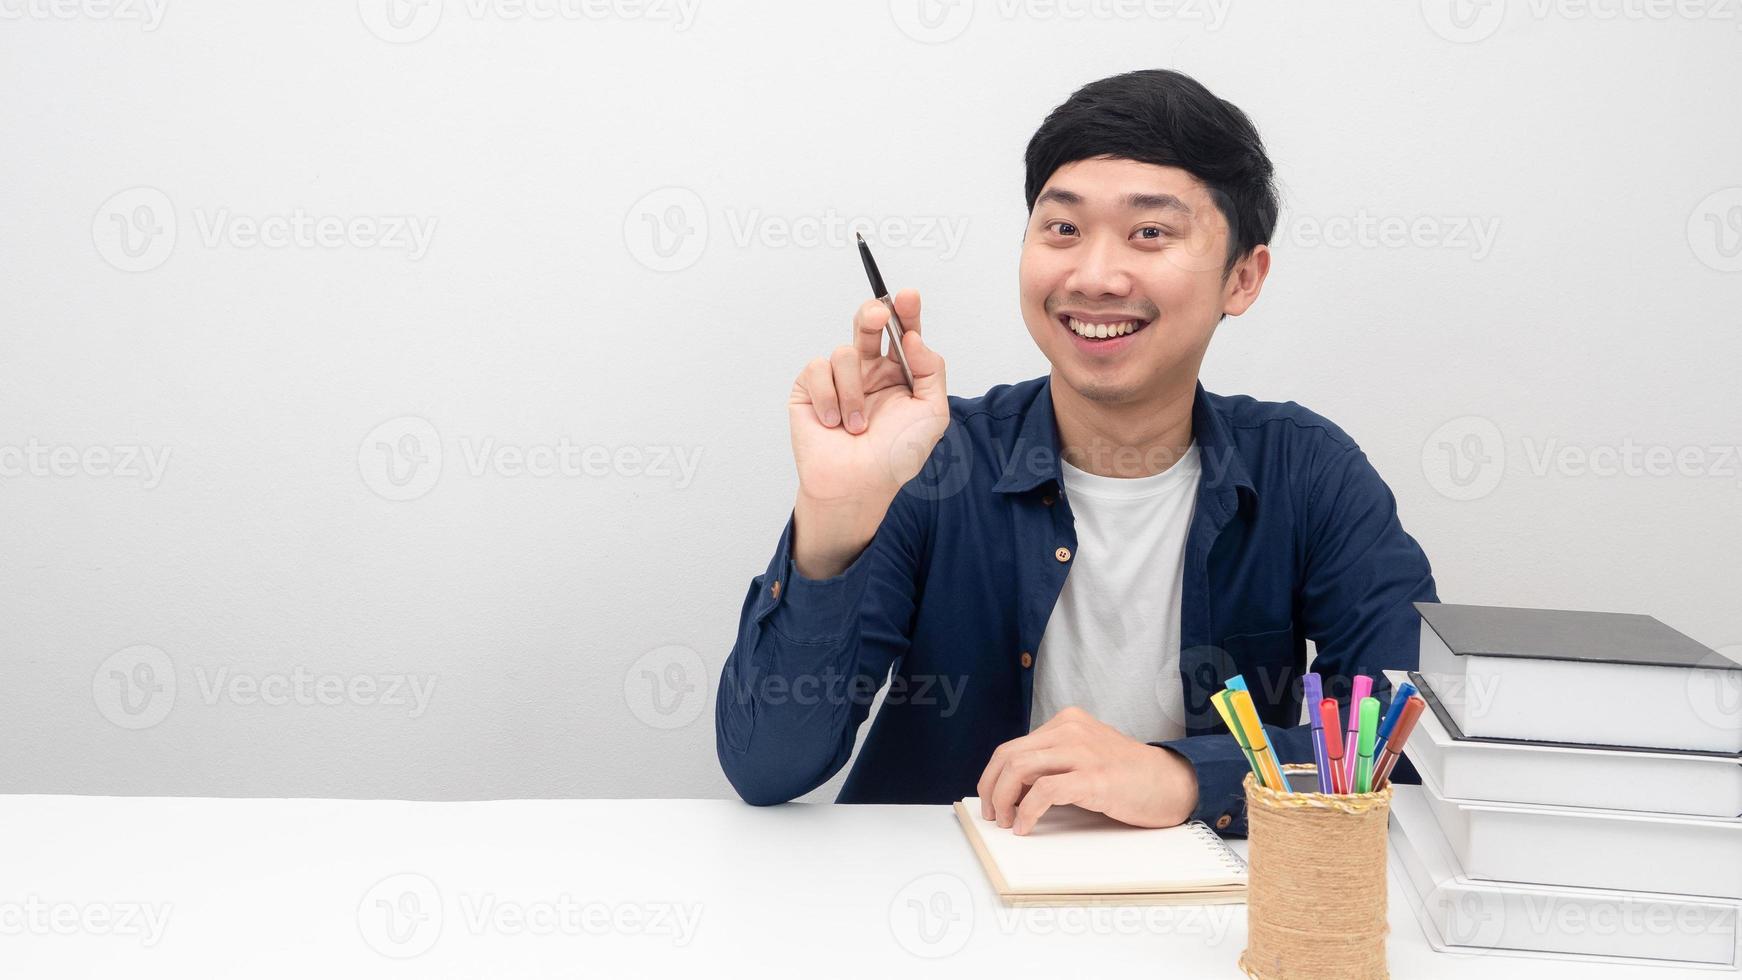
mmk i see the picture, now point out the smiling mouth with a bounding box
[1058,314,1152,341]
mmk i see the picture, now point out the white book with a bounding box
[953,798,1246,907]
[1390,784,1742,968]
[1384,669,1742,818]
[1414,761,1742,899]
[1414,601,1742,754]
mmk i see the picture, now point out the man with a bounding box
[715,69,1435,837]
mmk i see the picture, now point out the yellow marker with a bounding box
[1231,689,1287,792]
[1213,689,1267,788]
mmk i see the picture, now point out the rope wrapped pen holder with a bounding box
[1238,763,1393,980]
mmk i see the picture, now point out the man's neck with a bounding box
[1050,373,1197,479]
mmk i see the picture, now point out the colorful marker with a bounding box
[1372,681,1418,762]
[1373,695,1427,790]
[1344,674,1372,788]
[1319,698,1347,794]
[1304,673,1332,793]
[1231,689,1286,792]
[1354,697,1380,793]
[1213,689,1266,787]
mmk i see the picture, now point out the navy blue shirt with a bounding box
[716,375,1436,836]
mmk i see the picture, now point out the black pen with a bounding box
[855,232,916,390]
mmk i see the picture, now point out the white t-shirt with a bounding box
[1029,442,1202,744]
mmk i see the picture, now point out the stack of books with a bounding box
[1386,601,1742,969]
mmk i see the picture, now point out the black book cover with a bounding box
[1415,601,1734,671]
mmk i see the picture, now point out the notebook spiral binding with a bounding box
[1186,820,1248,874]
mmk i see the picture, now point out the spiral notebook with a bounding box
[953,798,1248,907]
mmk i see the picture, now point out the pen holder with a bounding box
[1238,764,1392,980]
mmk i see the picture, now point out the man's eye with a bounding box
[1135,226,1167,241]
[1048,221,1078,237]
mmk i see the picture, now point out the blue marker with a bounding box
[1225,674,1248,693]
[1304,673,1332,793]
[1371,681,1418,762]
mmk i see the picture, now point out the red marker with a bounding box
[1373,696,1426,790]
[1319,698,1348,794]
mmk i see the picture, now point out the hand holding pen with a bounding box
[786,235,951,580]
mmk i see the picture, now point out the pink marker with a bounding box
[1344,674,1372,788]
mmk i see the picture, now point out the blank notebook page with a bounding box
[958,797,1247,893]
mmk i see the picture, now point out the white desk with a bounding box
[0,796,1714,978]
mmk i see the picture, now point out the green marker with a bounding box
[1354,697,1380,793]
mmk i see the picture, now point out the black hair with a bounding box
[1024,70,1278,278]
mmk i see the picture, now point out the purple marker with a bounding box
[1344,675,1372,788]
[1304,673,1332,793]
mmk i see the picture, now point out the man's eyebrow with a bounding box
[1126,192,1192,216]
[1033,187,1193,216]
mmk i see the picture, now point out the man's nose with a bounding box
[1062,235,1134,298]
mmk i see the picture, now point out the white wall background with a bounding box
[2,0,1738,802]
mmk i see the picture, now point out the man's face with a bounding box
[1020,155,1249,405]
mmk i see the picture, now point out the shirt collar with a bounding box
[991,375,1257,504]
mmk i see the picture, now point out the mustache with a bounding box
[1045,299,1158,320]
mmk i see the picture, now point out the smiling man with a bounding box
[715,70,1436,837]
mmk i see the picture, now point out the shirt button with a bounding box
[770,580,781,600]
[1041,493,1056,507]
[1215,814,1232,830]
[1054,546,1071,563]
[1019,651,1033,669]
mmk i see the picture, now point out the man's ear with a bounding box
[1221,244,1271,318]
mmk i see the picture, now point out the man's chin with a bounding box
[1054,367,1148,406]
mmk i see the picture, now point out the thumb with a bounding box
[901,329,947,407]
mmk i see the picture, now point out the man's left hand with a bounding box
[975,706,1199,835]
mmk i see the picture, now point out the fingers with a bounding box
[853,299,890,359]
[990,746,1079,828]
[829,345,867,434]
[976,730,1051,820]
[1014,772,1092,836]
[890,288,922,336]
[900,329,947,406]
[796,357,840,428]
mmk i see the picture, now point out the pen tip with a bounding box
[855,232,865,244]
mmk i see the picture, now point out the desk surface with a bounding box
[0,795,1713,978]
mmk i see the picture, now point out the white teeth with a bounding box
[1065,316,1142,339]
